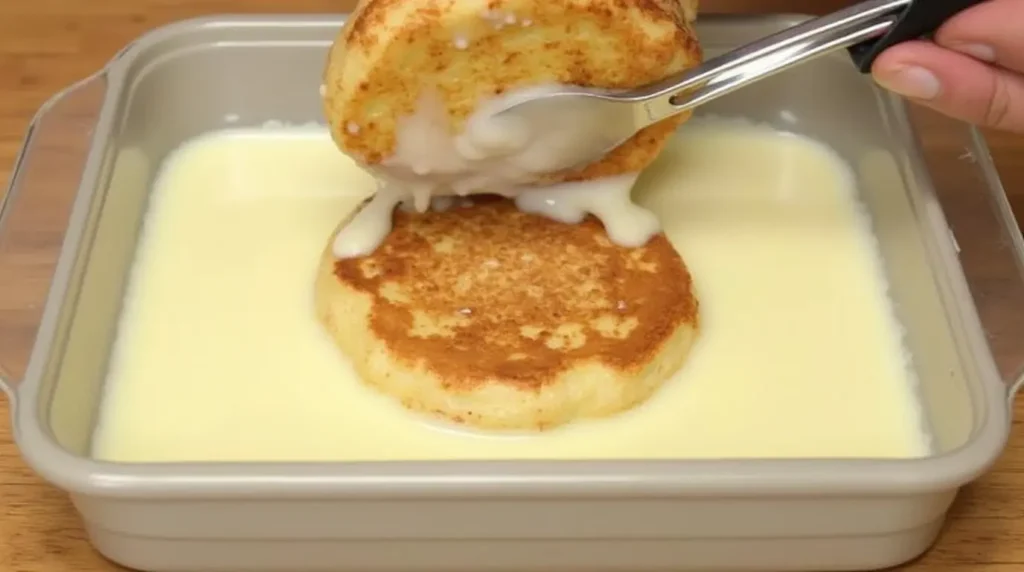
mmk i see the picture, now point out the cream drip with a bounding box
[331,86,660,259]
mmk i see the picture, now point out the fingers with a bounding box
[933,0,1024,74]
[871,40,1024,133]
[869,0,1024,132]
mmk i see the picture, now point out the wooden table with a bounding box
[1,1,1023,570]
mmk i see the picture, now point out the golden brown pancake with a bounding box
[322,0,702,183]
[315,196,700,431]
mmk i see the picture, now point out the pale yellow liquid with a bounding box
[92,120,931,462]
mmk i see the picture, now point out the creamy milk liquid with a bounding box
[92,120,931,462]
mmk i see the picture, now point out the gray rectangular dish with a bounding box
[2,13,1024,572]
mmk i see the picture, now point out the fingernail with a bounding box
[875,66,941,100]
[951,43,996,62]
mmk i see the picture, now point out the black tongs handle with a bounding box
[848,0,988,72]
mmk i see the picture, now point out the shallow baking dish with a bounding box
[2,13,1024,572]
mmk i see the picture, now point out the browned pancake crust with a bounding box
[324,0,703,182]
[330,196,697,392]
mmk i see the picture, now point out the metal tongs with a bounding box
[639,0,984,120]
[487,0,985,171]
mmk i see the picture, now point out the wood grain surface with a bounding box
[1,1,1023,570]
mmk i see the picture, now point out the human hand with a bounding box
[871,0,1024,133]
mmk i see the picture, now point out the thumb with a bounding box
[871,40,1024,133]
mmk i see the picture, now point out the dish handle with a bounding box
[0,73,109,398]
[906,104,1024,403]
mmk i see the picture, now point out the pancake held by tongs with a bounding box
[321,0,703,183]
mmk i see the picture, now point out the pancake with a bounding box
[314,196,700,431]
[322,0,702,184]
